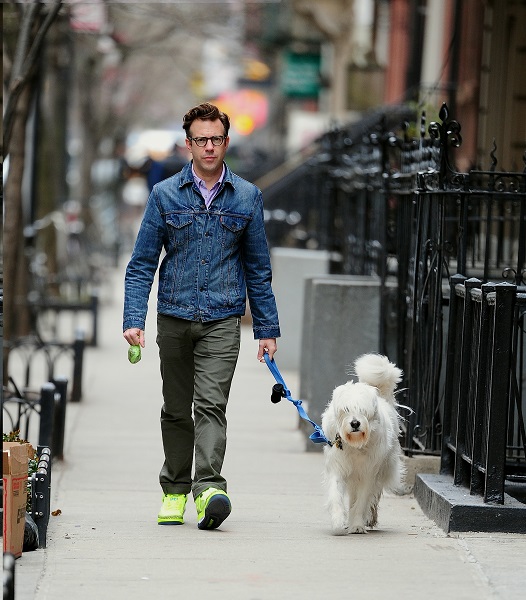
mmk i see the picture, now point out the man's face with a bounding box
[185,118,229,180]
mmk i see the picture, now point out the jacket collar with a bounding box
[179,161,235,190]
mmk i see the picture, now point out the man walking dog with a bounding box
[123,102,280,529]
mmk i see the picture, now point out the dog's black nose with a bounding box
[350,419,360,431]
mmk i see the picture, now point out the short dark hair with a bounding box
[182,102,230,137]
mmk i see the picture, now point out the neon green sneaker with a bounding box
[195,488,231,530]
[158,493,187,525]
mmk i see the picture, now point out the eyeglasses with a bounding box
[187,136,226,147]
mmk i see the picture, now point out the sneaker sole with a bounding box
[158,519,183,526]
[197,495,231,530]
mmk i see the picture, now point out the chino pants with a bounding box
[156,314,240,499]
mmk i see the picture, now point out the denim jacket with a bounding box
[123,162,280,340]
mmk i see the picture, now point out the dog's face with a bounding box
[330,382,379,449]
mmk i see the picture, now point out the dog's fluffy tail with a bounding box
[354,354,402,402]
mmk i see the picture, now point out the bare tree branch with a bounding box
[3,0,63,159]
[11,1,40,80]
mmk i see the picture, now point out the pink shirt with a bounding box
[192,164,225,208]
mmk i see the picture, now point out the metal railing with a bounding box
[4,333,84,403]
[263,102,526,502]
[442,277,518,503]
[3,379,68,460]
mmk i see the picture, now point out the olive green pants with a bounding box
[156,314,240,499]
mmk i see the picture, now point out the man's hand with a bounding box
[258,338,277,362]
[123,328,145,348]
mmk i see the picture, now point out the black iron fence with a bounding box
[2,379,68,460]
[4,333,84,404]
[263,103,526,502]
[442,277,518,502]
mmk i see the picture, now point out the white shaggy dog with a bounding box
[321,353,405,534]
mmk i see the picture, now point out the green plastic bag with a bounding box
[128,344,142,364]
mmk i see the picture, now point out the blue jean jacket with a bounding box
[123,162,280,340]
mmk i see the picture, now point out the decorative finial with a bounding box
[439,103,449,122]
[489,139,498,171]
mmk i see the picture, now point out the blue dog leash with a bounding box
[263,353,332,446]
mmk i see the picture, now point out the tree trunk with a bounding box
[77,55,98,232]
[36,16,72,287]
[3,82,34,382]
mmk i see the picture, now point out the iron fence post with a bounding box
[469,285,491,496]
[453,278,481,487]
[485,282,516,503]
[51,376,68,460]
[441,274,467,473]
[90,292,99,347]
[71,330,84,402]
[38,382,55,449]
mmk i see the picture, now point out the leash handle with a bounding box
[263,353,331,446]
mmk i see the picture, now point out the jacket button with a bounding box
[201,259,206,264]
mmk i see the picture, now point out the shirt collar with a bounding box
[192,164,225,191]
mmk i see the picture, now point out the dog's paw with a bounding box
[349,524,367,534]
[330,525,349,536]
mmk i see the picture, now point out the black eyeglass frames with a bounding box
[187,136,226,147]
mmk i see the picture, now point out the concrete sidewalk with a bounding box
[14,263,526,600]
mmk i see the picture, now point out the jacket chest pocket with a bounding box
[166,214,193,246]
[220,215,248,248]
